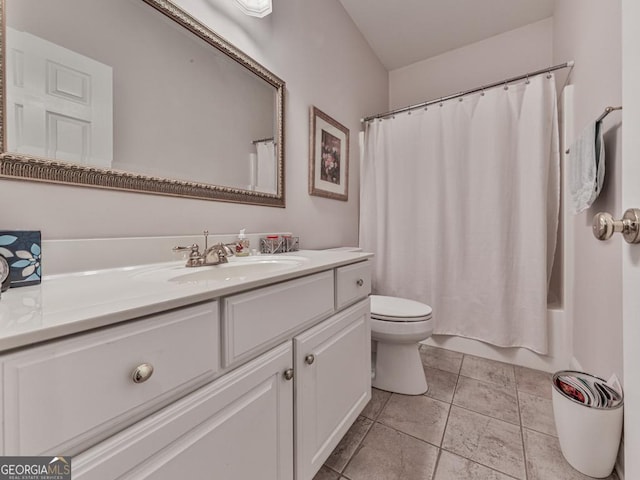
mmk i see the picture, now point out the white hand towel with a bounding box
[256,141,277,194]
[569,121,605,214]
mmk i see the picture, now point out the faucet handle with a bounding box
[212,243,236,258]
[223,243,236,256]
[172,243,200,254]
[172,244,202,267]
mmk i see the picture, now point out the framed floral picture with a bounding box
[309,106,349,201]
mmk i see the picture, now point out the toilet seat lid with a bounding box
[370,295,432,322]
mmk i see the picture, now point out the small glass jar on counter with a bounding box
[260,235,283,254]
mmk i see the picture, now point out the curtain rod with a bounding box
[361,60,575,123]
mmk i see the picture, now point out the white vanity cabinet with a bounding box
[294,300,371,480]
[1,256,372,480]
[73,342,294,480]
[0,301,220,457]
[221,268,371,480]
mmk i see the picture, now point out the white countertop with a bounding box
[0,250,372,353]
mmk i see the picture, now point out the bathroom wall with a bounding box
[0,0,388,249]
[389,18,553,109]
[553,0,623,381]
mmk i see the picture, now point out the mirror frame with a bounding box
[0,0,286,207]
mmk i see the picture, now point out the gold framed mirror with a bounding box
[0,0,286,207]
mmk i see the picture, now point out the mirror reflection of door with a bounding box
[6,27,113,168]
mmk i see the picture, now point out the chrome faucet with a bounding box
[173,230,235,267]
[204,242,235,265]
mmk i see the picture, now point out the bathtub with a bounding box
[422,306,570,373]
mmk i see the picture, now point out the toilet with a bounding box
[370,295,433,395]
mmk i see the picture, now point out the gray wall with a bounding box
[554,0,623,381]
[389,18,553,109]
[0,0,389,248]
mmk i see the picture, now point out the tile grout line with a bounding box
[432,448,444,480]
[431,354,465,478]
[448,402,521,428]
[439,446,522,480]
[447,358,527,480]
[335,391,392,478]
[374,418,447,452]
[420,345,464,377]
[373,390,452,448]
[450,377,521,427]
[334,422,372,478]
[515,378,529,480]
[457,371,518,390]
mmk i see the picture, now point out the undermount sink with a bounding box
[172,256,307,283]
[133,255,309,284]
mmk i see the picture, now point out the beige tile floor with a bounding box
[314,345,620,480]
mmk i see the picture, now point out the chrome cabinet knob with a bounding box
[356,278,364,287]
[131,363,154,384]
[593,208,640,243]
[283,368,294,381]
[305,354,315,365]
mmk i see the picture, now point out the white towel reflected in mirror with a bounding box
[255,140,277,194]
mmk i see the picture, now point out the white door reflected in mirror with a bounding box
[6,27,113,168]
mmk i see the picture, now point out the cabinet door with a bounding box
[294,299,371,480]
[73,342,293,480]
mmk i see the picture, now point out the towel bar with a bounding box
[565,106,622,155]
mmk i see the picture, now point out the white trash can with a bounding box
[552,371,623,478]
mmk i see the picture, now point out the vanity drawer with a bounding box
[1,301,220,456]
[223,271,334,366]
[336,261,372,310]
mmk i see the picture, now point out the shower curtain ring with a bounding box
[503,81,509,90]
[546,70,552,79]
[439,98,443,107]
[525,75,530,85]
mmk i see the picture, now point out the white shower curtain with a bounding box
[360,75,559,354]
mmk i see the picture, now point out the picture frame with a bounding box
[309,106,349,201]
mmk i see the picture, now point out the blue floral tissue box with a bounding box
[0,231,42,287]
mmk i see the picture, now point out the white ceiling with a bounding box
[338,0,555,70]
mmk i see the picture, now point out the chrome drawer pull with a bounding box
[283,368,294,381]
[131,363,154,384]
[305,354,315,365]
[356,278,364,287]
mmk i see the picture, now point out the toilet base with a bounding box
[372,341,428,395]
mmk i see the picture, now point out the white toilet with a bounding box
[370,295,433,395]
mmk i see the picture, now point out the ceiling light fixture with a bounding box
[233,0,272,18]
